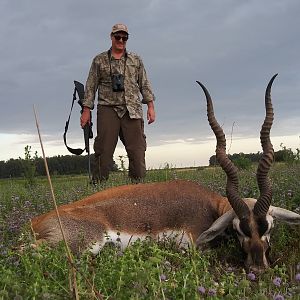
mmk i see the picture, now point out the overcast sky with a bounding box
[1,0,299,168]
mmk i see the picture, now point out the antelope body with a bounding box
[31,74,300,272]
[31,180,230,253]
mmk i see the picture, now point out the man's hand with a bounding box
[80,107,91,128]
[147,101,155,124]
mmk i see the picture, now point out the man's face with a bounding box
[111,31,128,51]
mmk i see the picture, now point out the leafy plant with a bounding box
[19,145,38,187]
[232,154,252,170]
[276,143,300,165]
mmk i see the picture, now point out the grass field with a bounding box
[0,163,299,299]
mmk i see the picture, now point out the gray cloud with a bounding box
[1,0,299,158]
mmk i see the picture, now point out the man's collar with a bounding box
[108,48,128,58]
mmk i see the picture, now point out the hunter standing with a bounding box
[80,23,156,182]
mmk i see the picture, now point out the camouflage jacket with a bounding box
[82,49,155,119]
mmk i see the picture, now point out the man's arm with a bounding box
[80,57,100,128]
[137,57,156,124]
[147,101,155,124]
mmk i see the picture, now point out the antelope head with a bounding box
[196,74,300,273]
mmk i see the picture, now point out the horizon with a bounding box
[2,133,299,169]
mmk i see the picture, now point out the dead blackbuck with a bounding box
[31,74,300,272]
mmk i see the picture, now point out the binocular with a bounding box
[112,73,125,92]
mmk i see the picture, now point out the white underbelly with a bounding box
[88,230,192,255]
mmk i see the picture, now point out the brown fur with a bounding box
[31,180,231,251]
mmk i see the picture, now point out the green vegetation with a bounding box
[276,144,300,165]
[209,146,300,168]
[21,145,38,187]
[232,154,252,170]
[0,164,300,299]
[1,145,299,179]
[0,146,119,179]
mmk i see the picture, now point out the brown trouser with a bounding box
[93,105,146,181]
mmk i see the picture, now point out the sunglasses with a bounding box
[114,35,128,41]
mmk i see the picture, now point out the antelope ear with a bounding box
[196,209,235,246]
[269,206,300,224]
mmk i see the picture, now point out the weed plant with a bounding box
[0,163,299,299]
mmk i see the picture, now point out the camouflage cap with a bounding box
[111,23,129,34]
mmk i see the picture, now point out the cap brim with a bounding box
[112,30,128,34]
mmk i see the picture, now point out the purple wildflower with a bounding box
[295,273,300,282]
[273,294,284,300]
[160,274,167,282]
[286,190,293,198]
[273,277,282,287]
[207,288,217,296]
[247,272,256,281]
[197,286,206,294]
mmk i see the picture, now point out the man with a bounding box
[80,23,156,182]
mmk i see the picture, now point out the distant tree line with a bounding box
[0,154,119,179]
[209,147,300,167]
[0,145,298,179]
